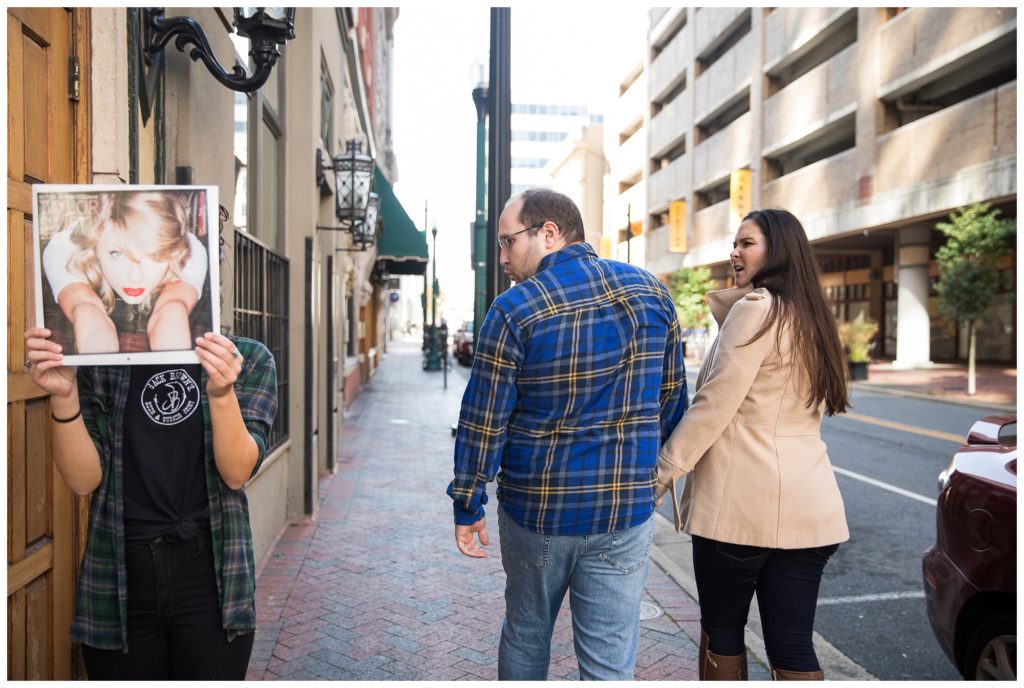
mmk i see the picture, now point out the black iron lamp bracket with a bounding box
[142,8,294,94]
[315,148,335,196]
[319,222,370,253]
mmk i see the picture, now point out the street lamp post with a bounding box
[424,225,443,371]
[431,225,439,332]
[471,66,489,346]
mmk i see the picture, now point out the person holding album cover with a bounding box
[23,315,277,679]
[41,191,208,354]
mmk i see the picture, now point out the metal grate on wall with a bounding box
[234,231,290,451]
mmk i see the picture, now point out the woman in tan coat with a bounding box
[656,208,850,681]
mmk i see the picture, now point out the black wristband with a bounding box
[52,408,82,424]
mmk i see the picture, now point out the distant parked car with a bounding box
[453,321,473,366]
[923,414,1016,681]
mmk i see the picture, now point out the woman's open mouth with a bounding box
[123,287,145,297]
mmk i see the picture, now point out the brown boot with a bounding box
[771,666,824,680]
[699,628,748,680]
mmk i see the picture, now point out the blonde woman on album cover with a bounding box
[41,190,208,354]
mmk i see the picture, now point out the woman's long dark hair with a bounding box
[741,209,849,415]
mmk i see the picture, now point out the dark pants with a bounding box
[692,534,839,672]
[81,531,254,680]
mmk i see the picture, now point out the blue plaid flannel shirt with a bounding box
[71,336,277,651]
[448,243,687,535]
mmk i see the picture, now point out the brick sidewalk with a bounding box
[856,362,1016,410]
[246,340,701,680]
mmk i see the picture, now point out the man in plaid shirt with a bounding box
[447,188,687,680]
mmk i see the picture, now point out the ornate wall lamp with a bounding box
[140,8,295,122]
[318,139,378,252]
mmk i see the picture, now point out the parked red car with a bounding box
[923,414,1016,680]
[452,321,473,366]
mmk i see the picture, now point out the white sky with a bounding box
[392,4,649,323]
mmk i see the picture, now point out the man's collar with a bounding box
[536,242,595,274]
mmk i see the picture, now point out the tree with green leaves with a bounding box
[668,266,716,357]
[934,202,1016,395]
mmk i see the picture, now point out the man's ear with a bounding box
[543,221,563,249]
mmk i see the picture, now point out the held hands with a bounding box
[195,332,242,398]
[24,327,77,399]
[455,518,489,558]
[654,480,669,507]
[655,475,671,507]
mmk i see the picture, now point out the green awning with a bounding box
[375,167,428,275]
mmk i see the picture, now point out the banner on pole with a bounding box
[668,200,687,253]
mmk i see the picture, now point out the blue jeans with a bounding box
[497,508,654,680]
[692,535,840,672]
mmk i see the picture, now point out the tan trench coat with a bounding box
[657,286,849,549]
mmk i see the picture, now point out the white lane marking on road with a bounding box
[818,590,926,606]
[832,465,938,507]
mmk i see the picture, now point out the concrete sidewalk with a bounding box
[246,340,708,680]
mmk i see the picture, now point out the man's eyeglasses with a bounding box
[498,222,547,250]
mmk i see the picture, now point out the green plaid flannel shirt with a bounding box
[70,336,277,651]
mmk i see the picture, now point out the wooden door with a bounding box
[7,7,90,680]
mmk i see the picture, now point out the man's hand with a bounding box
[455,518,489,558]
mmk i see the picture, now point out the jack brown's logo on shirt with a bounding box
[140,368,200,425]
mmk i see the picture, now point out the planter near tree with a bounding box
[838,313,879,381]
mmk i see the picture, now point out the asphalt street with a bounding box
[669,367,1000,680]
[813,388,991,680]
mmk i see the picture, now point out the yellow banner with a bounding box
[630,221,643,237]
[730,168,752,219]
[668,200,686,253]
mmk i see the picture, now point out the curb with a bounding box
[851,382,1016,413]
[648,511,878,681]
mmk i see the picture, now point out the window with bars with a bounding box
[234,231,290,451]
[231,32,288,451]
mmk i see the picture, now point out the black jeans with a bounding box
[81,530,254,680]
[692,534,839,672]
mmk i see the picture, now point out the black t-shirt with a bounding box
[123,364,210,543]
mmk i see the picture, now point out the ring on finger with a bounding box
[23,359,32,370]
[231,349,240,358]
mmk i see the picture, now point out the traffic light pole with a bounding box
[486,8,511,308]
